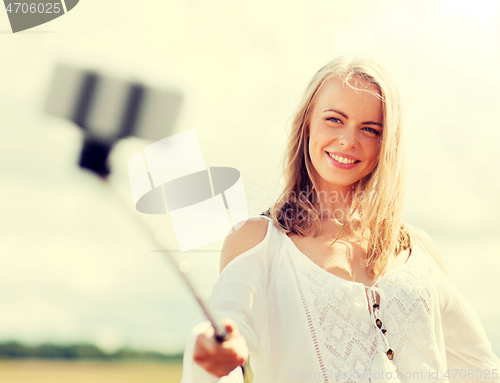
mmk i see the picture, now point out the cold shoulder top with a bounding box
[181,216,500,382]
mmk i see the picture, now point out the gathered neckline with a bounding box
[281,229,419,289]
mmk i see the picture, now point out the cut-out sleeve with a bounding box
[180,219,272,382]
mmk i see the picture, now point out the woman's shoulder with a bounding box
[404,222,448,275]
[219,216,272,273]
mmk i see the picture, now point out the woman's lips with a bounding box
[326,152,360,169]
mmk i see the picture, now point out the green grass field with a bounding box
[0,360,184,383]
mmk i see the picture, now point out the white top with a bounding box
[181,216,500,382]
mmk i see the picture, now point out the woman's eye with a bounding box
[326,117,342,124]
[363,127,380,135]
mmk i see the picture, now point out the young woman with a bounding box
[181,56,500,382]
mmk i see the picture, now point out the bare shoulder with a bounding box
[405,223,448,275]
[219,217,270,273]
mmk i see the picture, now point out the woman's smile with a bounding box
[326,151,361,168]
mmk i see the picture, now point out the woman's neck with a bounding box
[311,187,356,223]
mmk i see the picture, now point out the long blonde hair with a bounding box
[262,56,409,278]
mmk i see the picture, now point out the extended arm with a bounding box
[181,217,271,382]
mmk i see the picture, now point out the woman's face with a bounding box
[307,76,383,193]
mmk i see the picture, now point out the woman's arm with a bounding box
[181,217,271,382]
[406,223,500,382]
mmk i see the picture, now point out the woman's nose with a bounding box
[338,127,357,149]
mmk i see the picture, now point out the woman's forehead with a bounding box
[314,76,383,118]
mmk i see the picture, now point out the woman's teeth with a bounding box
[327,153,358,164]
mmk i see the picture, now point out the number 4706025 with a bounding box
[443,369,498,380]
[5,3,62,14]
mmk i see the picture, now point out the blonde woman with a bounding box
[181,56,500,382]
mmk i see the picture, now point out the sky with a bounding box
[0,0,499,354]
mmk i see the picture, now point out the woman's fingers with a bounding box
[194,333,245,361]
[193,318,249,377]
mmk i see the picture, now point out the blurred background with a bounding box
[1,0,499,381]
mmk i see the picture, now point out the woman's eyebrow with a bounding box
[324,108,348,118]
[361,121,383,127]
[324,108,383,127]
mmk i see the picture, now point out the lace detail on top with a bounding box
[287,249,331,383]
[285,236,444,383]
[377,252,439,378]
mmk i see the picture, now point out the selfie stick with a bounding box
[44,64,240,372]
